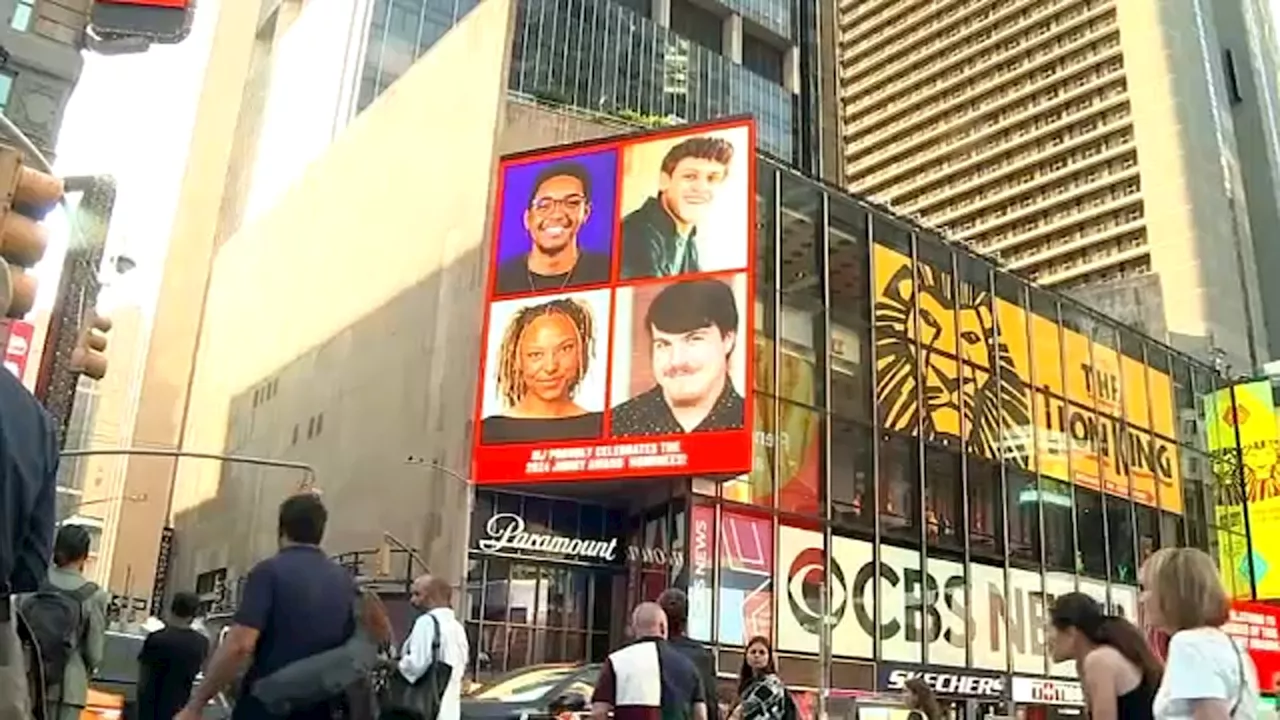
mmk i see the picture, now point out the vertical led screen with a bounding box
[1205,380,1278,598]
[871,243,1182,513]
[718,509,773,644]
[472,118,757,483]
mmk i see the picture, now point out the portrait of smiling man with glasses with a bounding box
[494,161,614,296]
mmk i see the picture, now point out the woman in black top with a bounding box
[1049,592,1162,720]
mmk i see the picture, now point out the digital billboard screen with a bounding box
[472,118,757,484]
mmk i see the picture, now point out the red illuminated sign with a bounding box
[3,319,34,381]
[471,117,757,484]
[1226,601,1280,693]
[96,0,189,8]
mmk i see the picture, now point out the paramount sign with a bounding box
[477,513,619,561]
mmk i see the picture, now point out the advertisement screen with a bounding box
[872,243,1181,512]
[472,118,757,483]
[773,525,1138,672]
[1225,601,1280,694]
[1205,380,1280,599]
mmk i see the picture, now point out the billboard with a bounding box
[473,118,756,483]
[772,525,1138,672]
[872,243,1182,513]
[1225,601,1280,693]
[1205,380,1279,598]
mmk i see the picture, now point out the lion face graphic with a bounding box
[874,259,1033,466]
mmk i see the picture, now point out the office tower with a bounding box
[0,0,87,156]
[836,0,1280,370]
[359,0,807,161]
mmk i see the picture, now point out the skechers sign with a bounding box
[879,664,1005,699]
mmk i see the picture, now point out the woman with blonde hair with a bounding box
[1142,547,1259,720]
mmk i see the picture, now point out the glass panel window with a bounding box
[923,444,963,554]
[830,418,874,532]
[879,432,920,544]
[779,174,824,410]
[967,456,1005,563]
[1041,477,1075,572]
[10,0,32,32]
[1075,487,1107,579]
[1006,469,1041,570]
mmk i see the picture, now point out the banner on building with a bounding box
[772,525,1138,674]
[1204,380,1277,599]
[872,243,1182,513]
[472,117,757,483]
[1225,601,1280,693]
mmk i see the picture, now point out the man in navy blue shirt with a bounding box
[0,369,59,720]
[179,493,356,720]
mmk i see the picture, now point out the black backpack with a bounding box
[19,581,98,690]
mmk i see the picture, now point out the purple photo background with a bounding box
[493,148,620,267]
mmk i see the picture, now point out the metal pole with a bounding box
[1227,382,1259,599]
[406,456,474,602]
[58,447,318,520]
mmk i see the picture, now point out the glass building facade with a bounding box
[357,0,798,162]
[459,154,1239,704]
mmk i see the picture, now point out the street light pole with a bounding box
[405,456,473,599]
[58,447,318,522]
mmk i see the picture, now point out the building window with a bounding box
[10,0,32,31]
[1223,49,1245,105]
[878,432,920,544]
[967,456,1004,563]
[0,73,15,113]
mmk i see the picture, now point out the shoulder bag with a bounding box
[379,614,453,720]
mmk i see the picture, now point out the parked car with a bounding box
[80,629,231,720]
[462,664,600,720]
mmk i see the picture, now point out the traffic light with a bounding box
[0,146,63,319]
[69,311,112,381]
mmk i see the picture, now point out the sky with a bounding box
[29,0,220,317]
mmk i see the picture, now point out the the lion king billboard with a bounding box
[873,243,1182,514]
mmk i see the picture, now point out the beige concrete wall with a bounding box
[169,0,518,594]
[114,0,269,606]
[1116,0,1267,368]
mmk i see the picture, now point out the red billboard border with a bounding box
[472,116,759,485]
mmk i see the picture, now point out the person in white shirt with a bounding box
[399,575,470,720]
[1142,547,1259,720]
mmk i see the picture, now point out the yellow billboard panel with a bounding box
[872,242,1182,513]
[1206,380,1280,599]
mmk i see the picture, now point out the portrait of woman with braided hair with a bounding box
[480,290,609,444]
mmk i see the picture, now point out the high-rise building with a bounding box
[835,0,1280,371]
[121,0,814,608]
[0,0,89,157]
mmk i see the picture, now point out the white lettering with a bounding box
[477,514,619,561]
[883,669,1004,698]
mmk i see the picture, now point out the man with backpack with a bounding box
[0,361,60,720]
[21,525,109,720]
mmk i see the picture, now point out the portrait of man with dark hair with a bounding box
[611,278,745,436]
[481,295,605,444]
[620,136,736,280]
[494,161,613,296]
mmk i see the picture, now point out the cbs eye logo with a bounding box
[786,547,848,634]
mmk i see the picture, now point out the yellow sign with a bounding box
[1205,380,1280,599]
[873,243,1182,513]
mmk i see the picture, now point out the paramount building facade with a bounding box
[459,149,1235,720]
